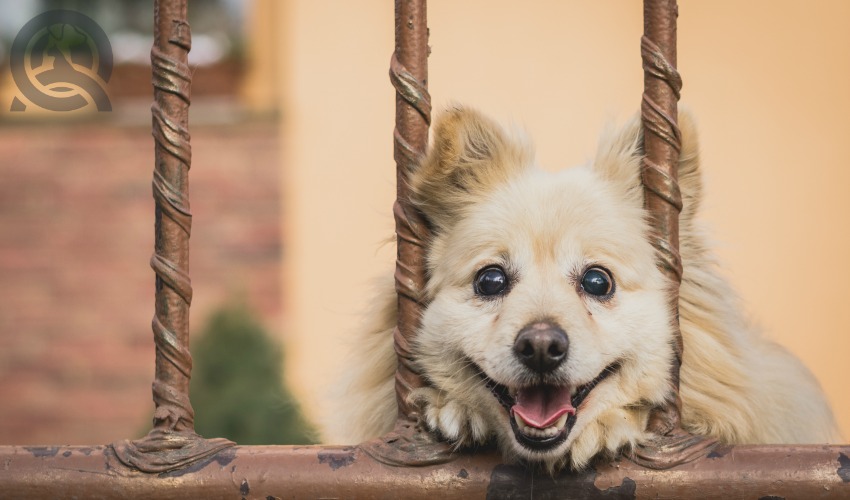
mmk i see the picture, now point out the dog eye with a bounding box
[474,266,508,297]
[581,267,613,297]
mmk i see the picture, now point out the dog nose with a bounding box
[513,321,569,373]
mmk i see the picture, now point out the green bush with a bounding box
[190,304,315,444]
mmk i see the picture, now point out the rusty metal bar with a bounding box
[2,445,849,499]
[639,0,687,442]
[359,0,454,467]
[110,0,233,472]
[148,0,194,437]
[631,0,718,471]
[390,0,431,421]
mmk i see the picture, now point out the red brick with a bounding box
[0,119,281,445]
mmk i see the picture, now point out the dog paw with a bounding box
[568,407,647,469]
[411,387,490,446]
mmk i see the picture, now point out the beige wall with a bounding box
[278,1,850,439]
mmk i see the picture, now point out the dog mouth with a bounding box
[478,362,621,451]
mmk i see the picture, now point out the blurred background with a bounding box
[0,0,847,446]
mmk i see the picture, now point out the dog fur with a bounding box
[322,106,840,470]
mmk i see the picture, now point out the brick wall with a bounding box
[0,119,281,445]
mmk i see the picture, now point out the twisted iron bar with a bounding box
[112,0,233,472]
[147,0,196,437]
[389,0,431,420]
[362,0,454,467]
[389,52,431,418]
[147,0,196,438]
[631,0,718,469]
[640,0,685,406]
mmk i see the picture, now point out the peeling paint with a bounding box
[23,446,60,458]
[707,445,733,459]
[159,447,238,478]
[318,448,356,471]
[458,468,469,479]
[606,477,636,497]
[487,464,637,499]
[838,452,850,483]
[240,478,250,495]
[215,447,238,467]
[757,496,785,500]
[62,451,72,458]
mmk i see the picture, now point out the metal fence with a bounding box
[1,0,848,498]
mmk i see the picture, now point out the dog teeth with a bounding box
[555,413,569,429]
[514,413,527,431]
[514,412,569,439]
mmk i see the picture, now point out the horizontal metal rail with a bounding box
[1,444,849,499]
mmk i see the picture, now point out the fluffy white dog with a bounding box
[323,106,840,470]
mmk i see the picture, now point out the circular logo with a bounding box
[9,10,112,112]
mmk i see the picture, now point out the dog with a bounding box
[322,106,840,470]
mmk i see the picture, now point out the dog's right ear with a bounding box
[411,106,533,232]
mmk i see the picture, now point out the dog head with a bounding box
[410,106,699,469]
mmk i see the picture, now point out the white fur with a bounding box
[322,106,841,470]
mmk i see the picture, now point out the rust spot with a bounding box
[838,452,850,483]
[707,445,733,459]
[604,477,636,498]
[318,448,356,471]
[487,464,637,499]
[215,447,238,467]
[24,446,60,458]
[458,468,469,479]
[159,447,237,478]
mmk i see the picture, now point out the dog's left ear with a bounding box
[593,111,702,222]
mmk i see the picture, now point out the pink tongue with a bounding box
[511,385,575,429]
